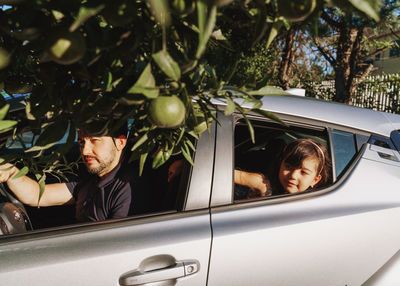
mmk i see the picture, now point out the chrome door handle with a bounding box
[119,260,199,286]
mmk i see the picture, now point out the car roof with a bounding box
[213,95,400,137]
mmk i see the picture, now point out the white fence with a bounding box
[314,73,400,114]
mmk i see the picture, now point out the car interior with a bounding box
[234,119,331,201]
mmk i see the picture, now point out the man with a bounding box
[0,123,135,222]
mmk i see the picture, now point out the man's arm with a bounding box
[234,169,269,196]
[0,163,74,207]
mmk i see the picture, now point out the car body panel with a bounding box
[208,147,400,285]
[0,212,211,286]
[213,95,400,137]
[0,123,215,286]
[207,110,400,285]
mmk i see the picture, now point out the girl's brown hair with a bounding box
[281,138,332,187]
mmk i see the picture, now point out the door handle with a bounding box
[119,259,199,286]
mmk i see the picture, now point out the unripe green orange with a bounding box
[149,95,186,128]
[277,0,316,22]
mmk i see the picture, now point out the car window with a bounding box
[1,128,193,233]
[390,129,400,151]
[331,130,357,177]
[234,119,331,201]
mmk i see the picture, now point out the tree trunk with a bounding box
[333,26,359,104]
[279,28,296,90]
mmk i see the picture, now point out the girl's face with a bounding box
[278,156,322,194]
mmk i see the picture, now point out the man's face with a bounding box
[78,132,120,177]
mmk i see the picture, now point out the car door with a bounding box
[0,123,215,286]
[207,113,400,286]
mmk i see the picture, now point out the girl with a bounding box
[234,138,331,199]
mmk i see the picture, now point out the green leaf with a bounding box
[152,147,172,169]
[188,130,200,139]
[70,5,105,32]
[126,87,159,99]
[0,104,9,120]
[252,109,287,126]
[348,0,380,22]
[56,123,77,155]
[248,86,290,96]
[106,72,113,92]
[239,111,255,144]
[37,174,46,206]
[0,120,17,133]
[224,97,236,115]
[127,63,159,99]
[11,166,29,180]
[251,2,268,48]
[131,133,149,152]
[148,0,171,27]
[181,142,194,166]
[152,50,181,81]
[26,120,69,152]
[50,38,71,59]
[139,152,148,176]
[185,139,196,152]
[118,94,146,105]
[25,101,36,120]
[135,64,155,87]
[266,19,284,49]
[196,1,217,59]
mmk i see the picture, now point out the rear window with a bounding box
[331,130,357,178]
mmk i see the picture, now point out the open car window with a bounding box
[234,119,333,202]
[0,127,193,234]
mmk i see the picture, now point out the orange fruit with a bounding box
[149,95,186,128]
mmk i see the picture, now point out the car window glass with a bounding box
[390,130,400,151]
[331,130,356,177]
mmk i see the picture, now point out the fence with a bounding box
[314,73,400,114]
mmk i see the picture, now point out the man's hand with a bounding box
[168,160,183,183]
[0,163,18,183]
[246,172,269,196]
[234,170,270,197]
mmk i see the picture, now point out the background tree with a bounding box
[0,0,383,193]
[313,0,399,103]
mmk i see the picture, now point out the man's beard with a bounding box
[84,149,116,175]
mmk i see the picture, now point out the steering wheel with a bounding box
[0,183,32,235]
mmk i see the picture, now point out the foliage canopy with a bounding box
[0,0,382,184]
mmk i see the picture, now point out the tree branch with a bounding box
[321,10,342,30]
[314,38,336,66]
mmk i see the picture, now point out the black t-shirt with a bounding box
[66,163,134,222]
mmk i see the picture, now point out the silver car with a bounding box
[1,95,400,286]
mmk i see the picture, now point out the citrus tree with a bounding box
[0,0,382,188]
